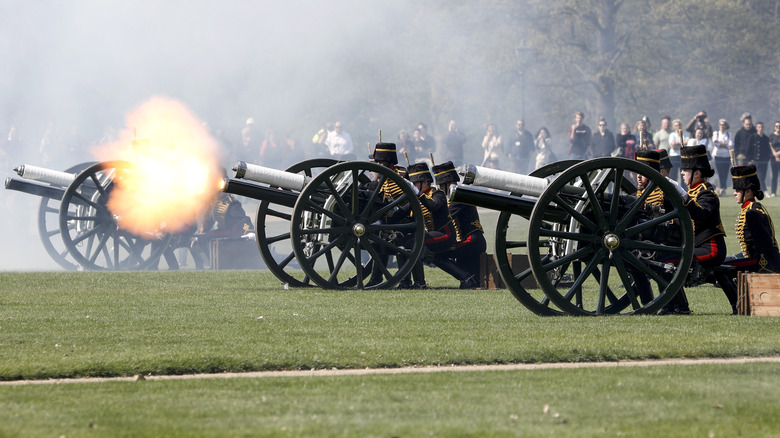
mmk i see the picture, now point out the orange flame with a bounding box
[92,97,222,235]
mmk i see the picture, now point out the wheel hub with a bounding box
[603,233,620,250]
[352,223,366,237]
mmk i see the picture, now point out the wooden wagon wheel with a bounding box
[255,158,339,287]
[494,160,580,316]
[290,161,425,289]
[58,161,171,271]
[36,161,96,270]
[526,157,694,315]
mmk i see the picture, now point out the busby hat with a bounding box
[373,142,398,165]
[658,149,672,170]
[731,164,761,191]
[407,162,433,183]
[635,149,661,172]
[432,161,460,185]
[680,145,714,178]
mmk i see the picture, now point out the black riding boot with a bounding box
[714,272,739,314]
[435,258,478,289]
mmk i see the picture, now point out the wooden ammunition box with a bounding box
[209,238,264,270]
[480,253,537,290]
[737,273,780,316]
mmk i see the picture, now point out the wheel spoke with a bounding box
[609,167,624,227]
[267,208,292,221]
[552,194,598,231]
[539,246,595,272]
[88,231,111,264]
[265,232,291,245]
[304,199,346,223]
[624,211,680,237]
[368,194,410,223]
[505,240,527,249]
[90,173,108,197]
[278,251,296,269]
[616,180,656,233]
[72,226,101,246]
[597,257,612,313]
[612,256,642,310]
[561,249,604,303]
[365,233,412,257]
[362,241,393,280]
[580,173,608,229]
[622,250,669,289]
[322,177,350,217]
[361,174,387,220]
[367,222,417,232]
[327,241,351,284]
[353,239,364,286]
[304,235,346,264]
[72,191,101,210]
[296,226,350,235]
[621,239,684,255]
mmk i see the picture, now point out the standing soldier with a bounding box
[433,161,483,289]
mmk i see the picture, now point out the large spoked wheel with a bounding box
[58,161,171,271]
[36,161,97,270]
[256,158,339,287]
[494,160,580,316]
[526,157,694,316]
[291,161,425,289]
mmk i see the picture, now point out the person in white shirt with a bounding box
[667,119,690,186]
[711,119,733,196]
[325,121,356,161]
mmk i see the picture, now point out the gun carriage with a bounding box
[223,159,426,290]
[451,157,695,316]
[5,161,171,270]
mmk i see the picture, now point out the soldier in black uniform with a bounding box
[433,161,483,289]
[396,162,456,289]
[716,165,780,313]
[191,190,254,269]
[365,142,410,287]
[659,145,728,314]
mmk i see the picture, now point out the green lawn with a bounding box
[2,216,780,436]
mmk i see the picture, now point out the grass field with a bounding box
[2,269,780,436]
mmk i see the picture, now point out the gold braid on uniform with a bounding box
[419,191,435,231]
[452,215,463,241]
[636,187,664,207]
[736,204,749,257]
[684,183,708,234]
[380,179,404,201]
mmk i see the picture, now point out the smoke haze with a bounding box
[1,0,523,271]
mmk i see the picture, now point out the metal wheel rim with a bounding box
[526,157,694,316]
[256,158,339,287]
[494,160,580,316]
[58,161,171,271]
[291,161,425,289]
[36,161,97,270]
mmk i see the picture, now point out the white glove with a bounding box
[241,232,257,241]
[406,179,420,195]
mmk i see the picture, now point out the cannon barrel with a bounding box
[221,178,299,208]
[13,164,76,187]
[459,164,584,197]
[233,161,310,192]
[5,177,66,199]
[450,185,568,222]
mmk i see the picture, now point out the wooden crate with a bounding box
[209,238,264,270]
[737,273,780,316]
[479,253,537,290]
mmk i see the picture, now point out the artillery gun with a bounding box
[451,158,695,316]
[223,159,426,290]
[5,161,171,270]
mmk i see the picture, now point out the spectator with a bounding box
[686,110,713,140]
[653,115,672,152]
[259,129,279,166]
[588,117,615,157]
[509,119,535,172]
[324,121,356,161]
[311,122,333,158]
[750,122,772,191]
[413,122,435,158]
[668,119,690,186]
[769,121,780,197]
[614,123,637,158]
[534,127,555,170]
[568,111,591,160]
[442,120,467,166]
[397,129,415,163]
[481,123,503,169]
[634,119,655,149]
[733,115,756,166]
[711,119,733,196]
[238,117,257,162]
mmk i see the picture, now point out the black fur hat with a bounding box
[635,149,661,172]
[731,164,761,191]
[432,161,460,185]
[680,145,714,178]
[373,142,398,165]
[658,149,672,170]
[407,162,433,183]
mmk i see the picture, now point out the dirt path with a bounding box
[3,356,780,386]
